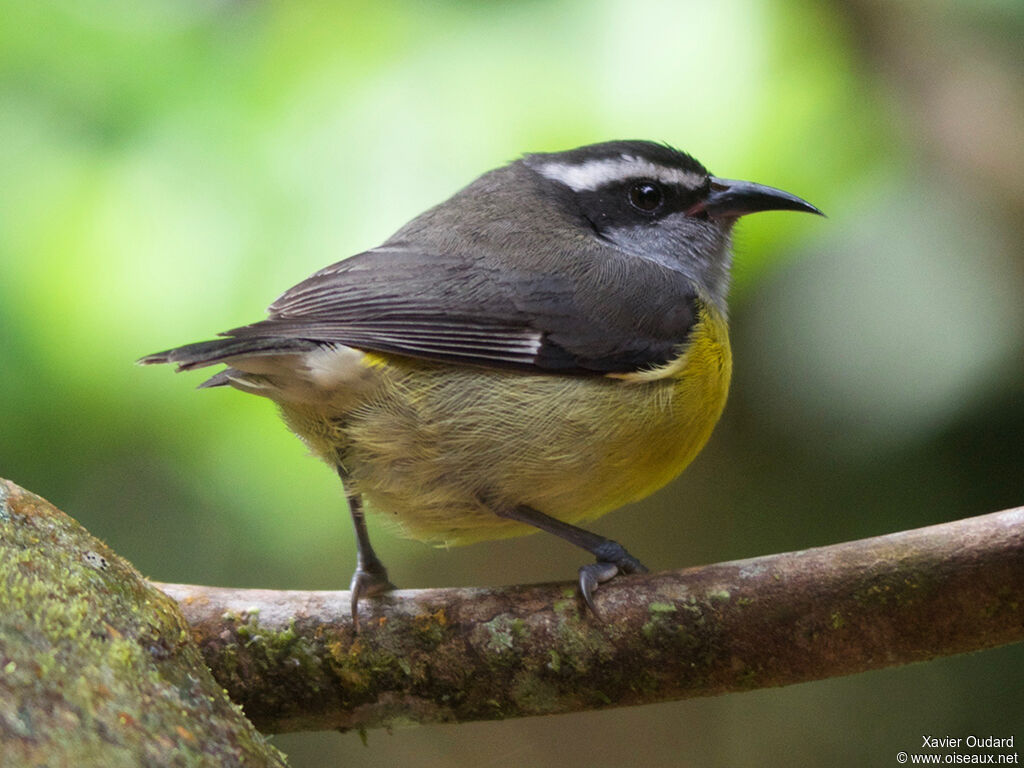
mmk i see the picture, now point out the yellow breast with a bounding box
[279,301,732,545]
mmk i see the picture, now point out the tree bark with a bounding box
[0,479,288,767]
[158,505,1024,734]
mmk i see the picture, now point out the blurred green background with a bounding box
[2,0,1022,765]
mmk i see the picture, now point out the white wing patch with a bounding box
[221,344,381,406]
[302,344,376,391]
[537,155,705,192]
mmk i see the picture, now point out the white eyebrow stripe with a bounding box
[536,158,705,191]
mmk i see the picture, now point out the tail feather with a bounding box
[196,369,235,388]
[138,337,321,372]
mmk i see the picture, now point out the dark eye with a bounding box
[628,181,663,212]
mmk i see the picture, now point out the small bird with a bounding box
[141,140,820,625]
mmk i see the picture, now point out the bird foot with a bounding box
[578,553,648,617]
[350,561,395,631]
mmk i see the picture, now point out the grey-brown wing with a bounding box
[217,245,700,375]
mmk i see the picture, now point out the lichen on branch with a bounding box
[159,506,1024,734]
[0,479,287,767]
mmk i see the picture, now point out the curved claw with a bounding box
[350,564,395,631]
[578,550,650,618]
[578,561,622,618]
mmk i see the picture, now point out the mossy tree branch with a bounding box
[0,479,287,767]
[158,506,1024,734]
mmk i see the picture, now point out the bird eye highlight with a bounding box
[628,181,663,212]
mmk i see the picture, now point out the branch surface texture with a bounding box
[0,478,287,767]
[157,507,1024,733]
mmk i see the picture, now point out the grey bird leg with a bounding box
[337,467,395,630]
[494,504,648,616]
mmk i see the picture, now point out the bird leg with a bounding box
[493,503,648,616]
[337,467,395,630]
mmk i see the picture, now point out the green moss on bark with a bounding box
[0,479,288,768]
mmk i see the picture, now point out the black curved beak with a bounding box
[696,177,823,219]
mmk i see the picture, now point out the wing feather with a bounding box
[215,245,698,375]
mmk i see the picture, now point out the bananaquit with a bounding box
[141,140,820,623]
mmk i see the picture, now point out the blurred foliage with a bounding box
[0,0,1021,766]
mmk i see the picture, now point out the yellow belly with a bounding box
[279,303,731,545]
